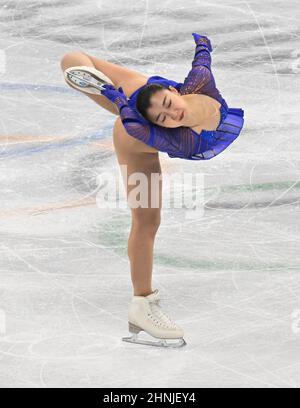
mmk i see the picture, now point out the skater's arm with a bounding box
[180,33,213,95]
[116,100,194,157]
[114,100,152,145]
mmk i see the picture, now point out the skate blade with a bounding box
[122,334,187,348]
[65,70,107,94]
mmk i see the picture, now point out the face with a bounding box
[147,87,188,128]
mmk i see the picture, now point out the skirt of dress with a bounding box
[189,105,244,160]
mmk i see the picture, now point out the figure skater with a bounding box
[60,33,244,348]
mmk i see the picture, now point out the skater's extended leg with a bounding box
[60,52,149,115]
[113,117,161,297]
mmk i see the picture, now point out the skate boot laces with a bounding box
[148,297,178,329]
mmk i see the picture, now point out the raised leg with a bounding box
[60,51,149,115]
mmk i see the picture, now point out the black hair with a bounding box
[136,83,170,122]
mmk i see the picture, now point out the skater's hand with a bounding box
[101,84,128,106]
[192,32,212,52]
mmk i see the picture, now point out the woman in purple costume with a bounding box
[61,33,244,345]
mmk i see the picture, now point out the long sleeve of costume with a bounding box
[179,33,212,95]
[179,33,227,105]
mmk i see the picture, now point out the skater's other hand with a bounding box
[101,84,127,104]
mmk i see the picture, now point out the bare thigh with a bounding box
[84,52,149,98]
[113,117,162,222]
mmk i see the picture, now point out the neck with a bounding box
[181,94,203,127]
[181,94,221,127]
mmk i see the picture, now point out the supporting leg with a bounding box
[112,117,161,297]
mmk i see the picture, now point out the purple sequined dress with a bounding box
[116,33,244,160]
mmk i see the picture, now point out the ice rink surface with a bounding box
[0,0,300,388]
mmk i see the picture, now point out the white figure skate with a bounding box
[122,289,186,348]
[63,65,114,95]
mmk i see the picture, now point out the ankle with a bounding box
[133,289,153,297]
